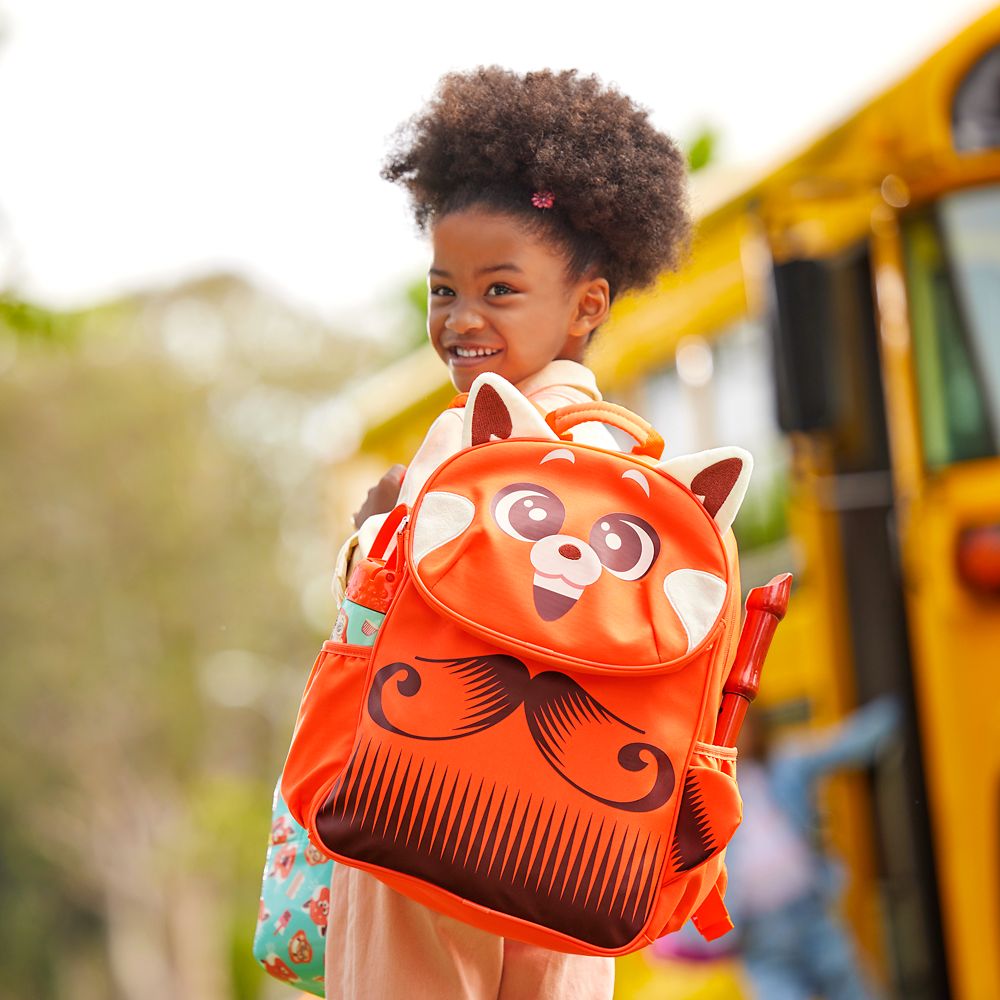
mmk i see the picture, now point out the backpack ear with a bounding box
[461,372,557,450]
[657,447,753,535]
[397,408,463,508]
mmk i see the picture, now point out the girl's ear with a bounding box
[570,276,611,339]
[462,373,558,448]
[657,447,753,535]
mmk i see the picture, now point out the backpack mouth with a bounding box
[532,572,585,621]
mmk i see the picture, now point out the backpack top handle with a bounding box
[544,401,665,460]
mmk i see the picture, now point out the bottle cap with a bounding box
[345,556,399,614]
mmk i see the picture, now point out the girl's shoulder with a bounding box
[516,360,602,409]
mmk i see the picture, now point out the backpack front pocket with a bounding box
[310,600,694,953]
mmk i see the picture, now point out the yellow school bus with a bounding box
[331,10,1000,997]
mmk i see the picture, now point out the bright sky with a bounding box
[0,0,993,332]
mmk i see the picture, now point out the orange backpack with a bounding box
[282,373,756,955]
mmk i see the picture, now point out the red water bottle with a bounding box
[714,573,793,746]
[331,504,408,645]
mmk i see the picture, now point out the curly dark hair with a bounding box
[382,67,690,300]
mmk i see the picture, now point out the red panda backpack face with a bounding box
[282,373,754,955]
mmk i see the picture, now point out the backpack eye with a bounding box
[589,513,660,580]
[491,483,566,542]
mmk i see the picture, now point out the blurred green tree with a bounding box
[685,125,720,174]
[0,282,371,1000]
[398,275,430,353]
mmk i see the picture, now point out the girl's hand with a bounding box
[353,464,406,529]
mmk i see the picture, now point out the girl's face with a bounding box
[428,209,609,393]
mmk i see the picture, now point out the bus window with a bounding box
[952,44,1000,152]
[642,353,705,458]
[903,185,1000,467]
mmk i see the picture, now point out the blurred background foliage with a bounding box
[0,278,405,1000]
[685,126,719,175]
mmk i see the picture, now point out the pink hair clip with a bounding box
[531,190,555,209]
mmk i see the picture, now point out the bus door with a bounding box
[770,244,949,1000]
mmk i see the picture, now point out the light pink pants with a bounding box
[325,864,615,1000]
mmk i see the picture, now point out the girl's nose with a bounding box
[445,300,485,334]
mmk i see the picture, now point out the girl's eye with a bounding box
[487,283,514,297]
[589,513,660,580]
[491,483,565,542]
[430,285,455,297]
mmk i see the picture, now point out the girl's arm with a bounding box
[768,696,902,833]
[778,695,902,779]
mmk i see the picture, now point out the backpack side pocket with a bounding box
[667,741,741,876]
[646,741,742,939]
[281,641,373,840]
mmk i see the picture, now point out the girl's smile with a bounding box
[450,345,502,361]
[442,342,505,368]
[427,209,610,393]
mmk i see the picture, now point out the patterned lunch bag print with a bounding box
[252,507,408,995]
[282,372,785,956]
[252,783,330,995]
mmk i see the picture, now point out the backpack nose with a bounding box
[531,535,602,587]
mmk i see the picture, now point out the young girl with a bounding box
[329,66,690,999]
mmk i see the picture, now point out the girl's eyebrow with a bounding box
[429,263,524,277]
